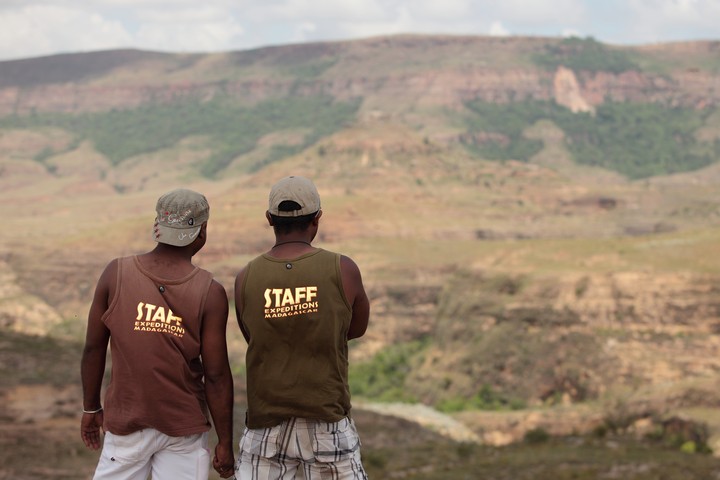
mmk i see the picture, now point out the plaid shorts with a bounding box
[235,417,368,480]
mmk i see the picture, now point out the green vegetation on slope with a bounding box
[350,339,428,403]
[0,95,361,177]
[560,102,717,179]
[437,383,526,413]
[347,270,615,411]
[533,36,641,73]
[431,271,605,406]
[462,101,547,161]
[372,436,720,480]
[462,99,718,179]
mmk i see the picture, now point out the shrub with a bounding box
[524,427,550,444]
[681,441,697,454]
[349,339,428,402]
[533,36,640,74]
[461,99,717,179]
[0,95,361,178]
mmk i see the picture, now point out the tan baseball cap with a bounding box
[268,176,321,217]
[152,188,209,247]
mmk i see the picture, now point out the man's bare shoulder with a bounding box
[339,254,362,275]
[208,278,228,301]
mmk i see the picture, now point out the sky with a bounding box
[0,0,718,62]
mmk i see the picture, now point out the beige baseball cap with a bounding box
[152,188,209,247]
[268,176,321,217]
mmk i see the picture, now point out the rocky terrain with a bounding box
[2,34,720,478]
[1,36,718,118]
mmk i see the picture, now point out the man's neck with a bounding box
[152,243,193,258]
[273,239,312,247]
[267,235,315,258]
[137,245,196,278]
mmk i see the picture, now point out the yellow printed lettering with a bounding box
[167,310,181,326]
[262,286,320,319]
[151,307,166,323]
[281,289,294,306]
[144,303,157,321]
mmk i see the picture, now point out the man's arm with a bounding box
[340,255,370,340]
[80,259,115,450]
[234,267,250,343]
[201,279,235,478]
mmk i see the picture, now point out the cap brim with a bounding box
[152,224,201,247]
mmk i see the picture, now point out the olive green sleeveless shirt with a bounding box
[240,248,353,428]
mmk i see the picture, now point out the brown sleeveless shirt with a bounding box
[102,256,213,436]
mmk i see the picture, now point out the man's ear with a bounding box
[313,210,323,226]
[266,211,274,226]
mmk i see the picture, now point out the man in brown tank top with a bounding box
[234,176,370,479]
[81,188,236,480]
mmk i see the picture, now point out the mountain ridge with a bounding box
[1,35,718,116]
[3,34,720,477]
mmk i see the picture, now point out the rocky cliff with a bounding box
[0,36,718,116]
[2,35,720,465]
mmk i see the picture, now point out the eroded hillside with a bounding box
[1,36,719,117]
[2,35,720,478]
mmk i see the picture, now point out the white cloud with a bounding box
[0,5,131,60]
[410,0,472,19]
[124,4,244,52]
[489,21,510,37]
[86,0,235,6]
[0,2,246,59]
[0,1,718,61]
[252,0,387,21]
[620,0,720,42]
[295,21,317,36]
[135,17,243,53]
[138,5,230,23]
[335,4,413,39]
[492,0,586,25]
[246,0,482,44]
[235,0,394,46]
[561,28,582,38]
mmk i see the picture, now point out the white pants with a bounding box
[93,429,209,480]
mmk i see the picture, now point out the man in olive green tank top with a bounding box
[234,176,370,479]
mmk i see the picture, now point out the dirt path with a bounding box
[355,400,481,443]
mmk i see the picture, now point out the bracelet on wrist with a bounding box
[83,407,103,414]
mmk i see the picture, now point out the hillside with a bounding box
[2,34,720,478]
[2,36,719,113]
[1,35,719,181]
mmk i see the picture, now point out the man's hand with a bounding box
[80,411,104,450]
[212,442,235,478]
